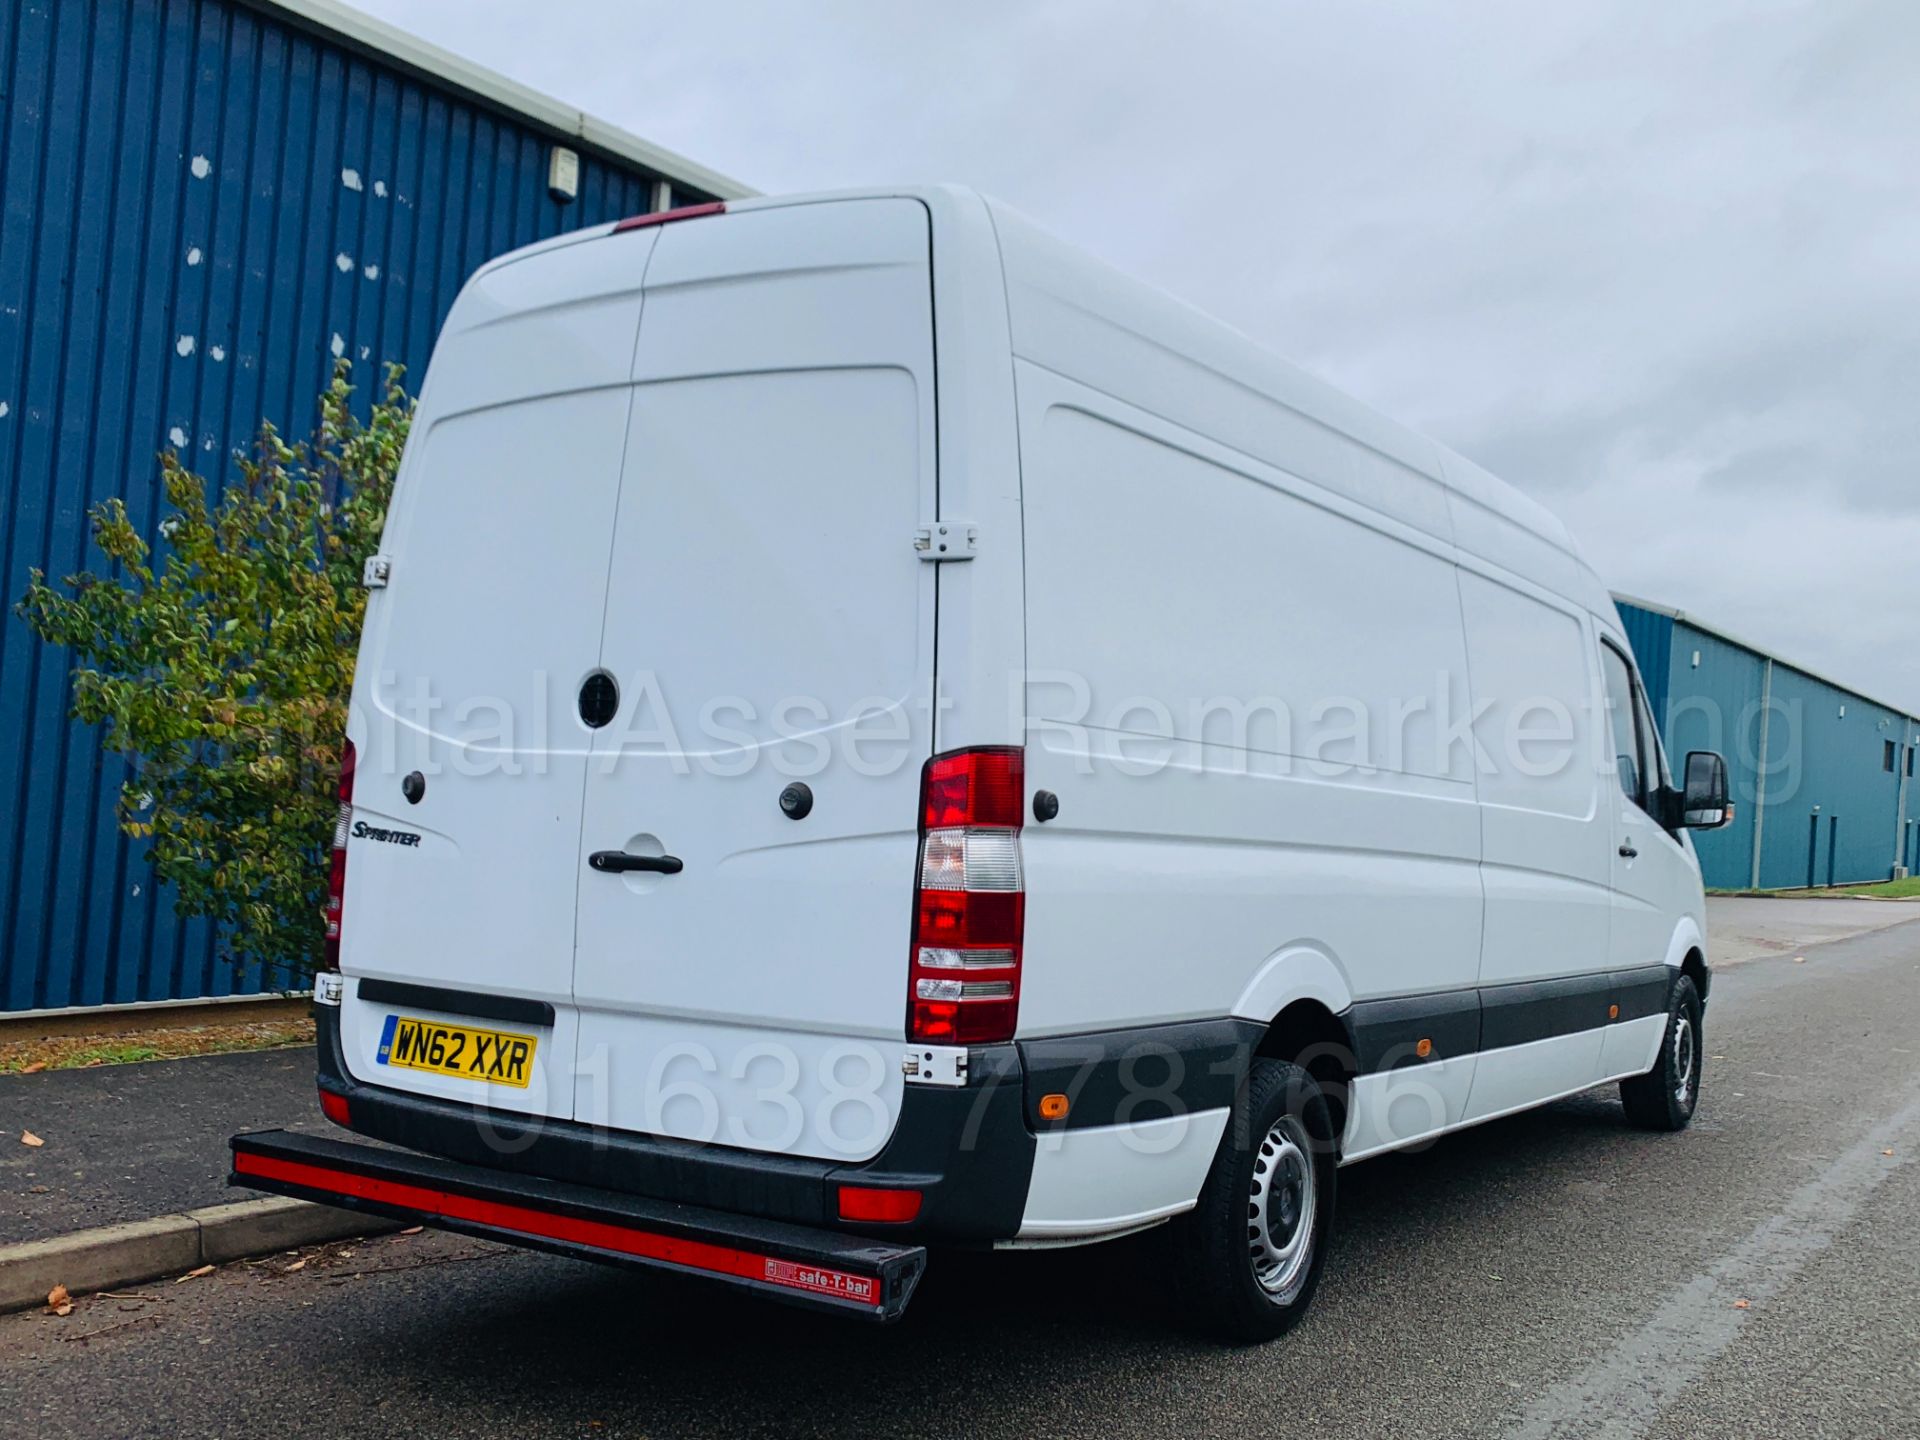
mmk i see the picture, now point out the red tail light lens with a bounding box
[322,739,356,970]
[921,746,1024,829]
[910,747,1025,1044]
[318,1088,352,1128]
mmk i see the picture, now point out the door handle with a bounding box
[588,850,684,875]
[1618,841,1638,859]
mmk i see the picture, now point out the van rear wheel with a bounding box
[1620,974,1702,1131]
[1166,1057,1337,1343]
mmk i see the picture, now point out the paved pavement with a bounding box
[0,1048,318,1245]
[1707,893,1920,965]
[4,908,1918,1438]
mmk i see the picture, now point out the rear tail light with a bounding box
[318,1088,352,1128]
[910,747,1025,1044]
[322,739,356,970]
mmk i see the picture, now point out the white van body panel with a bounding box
[1017,1110,1229,1240]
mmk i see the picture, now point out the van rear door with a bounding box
[570,200,938,1162]
[336,230,662,1121]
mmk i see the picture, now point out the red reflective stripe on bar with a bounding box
[231,1151,879,1306]
[611,201,727,233]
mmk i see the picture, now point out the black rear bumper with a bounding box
[307,1004,1039,1243]
[231,1128,926,1322]
[298,1001,1261,1249]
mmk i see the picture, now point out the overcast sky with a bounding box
[359,0,1920,709]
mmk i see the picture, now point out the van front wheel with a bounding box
[1167,1057,1337,1343]
[1620,974,1703,1132]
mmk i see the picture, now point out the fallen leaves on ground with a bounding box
[397,1226,423,1236]
[46,1284,72,1316]
[283,1258,307,1273]
[0,1017,314,1075]
[20,1130,43,1147]
[1886,1149,1897,1157]
[1732,1298,1752,1310]
[174,1264,215,1284]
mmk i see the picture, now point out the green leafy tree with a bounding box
[16,361,411,980]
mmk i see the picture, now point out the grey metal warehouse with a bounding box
[1617,596,1920,893]
[0,0,748,1014]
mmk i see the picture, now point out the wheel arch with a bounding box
[1232,947,1358,1143]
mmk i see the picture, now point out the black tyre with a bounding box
[1166,1057,1338,1343]
[1620,973,1702,1131]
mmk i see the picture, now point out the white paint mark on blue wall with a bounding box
[176,335,195,356]
[341,167,363,191]
[189,155,211,178]
[186,246,202,266]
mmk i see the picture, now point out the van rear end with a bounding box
[233,190,1044,1319]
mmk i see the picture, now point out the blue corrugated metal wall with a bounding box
[1618,600,1919,891]
[0,0,708,1010]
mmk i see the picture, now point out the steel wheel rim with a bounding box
[1673,1012,1696,1109]
[1248,1114,1316,1300]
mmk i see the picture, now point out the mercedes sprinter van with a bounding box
[233,187,1729,1341]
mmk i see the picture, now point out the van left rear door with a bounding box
[336,230,660,1122]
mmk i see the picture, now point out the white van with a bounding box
[231,187,1729,1340]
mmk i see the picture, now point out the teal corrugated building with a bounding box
[1615,595,1920,891]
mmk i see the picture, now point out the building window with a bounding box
[1909,745,1916,778]
[1887,739,1899,773]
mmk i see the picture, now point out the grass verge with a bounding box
[0,1017,314,1075]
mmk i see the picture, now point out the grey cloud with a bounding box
[360,0,1920,705]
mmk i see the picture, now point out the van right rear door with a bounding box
[569,200,940,1163]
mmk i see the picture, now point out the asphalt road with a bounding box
[5,917,1919,1439]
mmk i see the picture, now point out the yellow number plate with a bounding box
[376,1015,535,1088]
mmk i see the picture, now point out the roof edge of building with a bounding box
[243,0,757,201]
[1614,591,1920,728]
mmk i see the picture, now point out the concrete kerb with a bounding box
[0,1197,399,1313]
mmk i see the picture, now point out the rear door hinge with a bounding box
[362,553,392,589]
[914,522,977,562]
[903,1045,969,1087]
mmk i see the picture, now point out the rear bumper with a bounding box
[310,1004,1037,1243]
[230,1128,925,1322]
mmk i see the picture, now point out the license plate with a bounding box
[376,1014,536,1088]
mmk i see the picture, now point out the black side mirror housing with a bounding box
[1672,750,1732,829]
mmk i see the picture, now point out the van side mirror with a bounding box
[1675,751,1731,829]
